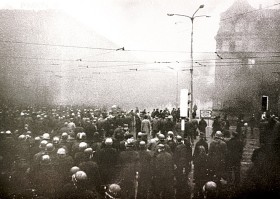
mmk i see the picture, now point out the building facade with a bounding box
[213,0,280,118]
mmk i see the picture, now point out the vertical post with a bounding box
[190,18,194,119]
[176,71,179,108]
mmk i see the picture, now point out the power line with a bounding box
[0,40,120,51]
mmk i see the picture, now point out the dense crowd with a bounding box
[0,105,280,199]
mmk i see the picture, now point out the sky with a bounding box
[0,0,279,55]
[0,0,279,108]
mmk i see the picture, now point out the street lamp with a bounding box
[168,5,210,119]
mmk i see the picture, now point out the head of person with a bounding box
[57,148,66,158]
[203,181,217,199]
[78,142,88,152]
[157,144,165,153]
[158,134,165,142]
[105,184,121,199]
[139,141,146,150]
[72,171,88,188]
[215,131,223,139]
[105,138,113,147]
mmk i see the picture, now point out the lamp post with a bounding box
[168,5,210,118]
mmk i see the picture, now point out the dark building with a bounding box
[213,0,280,119]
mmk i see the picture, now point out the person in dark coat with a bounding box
[193,133,209,159]
[31,155,63,198]
[198,118,208,134]
[173,136,192,199]
[137,141,153,199]
[78,148,102,195]
[226,131,244,186]
[184,118,196,145]
[208,131,227,181]
[97,138,118,185]
[74,142,88,166]
[212,116,221,138]
[118,139,140,199]
[53,148,74,184]
[61,171,98,199]
[152,144,175,199]
[193,146,209,199]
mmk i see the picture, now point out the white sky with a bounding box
[0,0,279,107]
[0,0,279,53]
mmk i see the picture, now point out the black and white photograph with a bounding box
[0,0,280,198]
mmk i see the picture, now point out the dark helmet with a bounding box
[105,184,121,199]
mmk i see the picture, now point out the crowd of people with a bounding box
[0,104,280,199]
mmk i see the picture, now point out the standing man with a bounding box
[152,144,175,199]
[198,118,207,135]
[249,114,256,136]
[141,115,151,138]
[226,131,243,187]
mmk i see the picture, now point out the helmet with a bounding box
[215,131,223,138]
[106,184,121,199]
[79,142,88,151]
[125,138,135,147]
[137,132,143,137]
[77,132,86,140]
[39,140,48,149]
[18,135,26,141]
[84,147,93,154]
[105,138,113,146]
[72,171,87,185]
[176,135,182,141]
[34,136,41,142]
[53,136,60,144]
[57,148,66,155]
[5,130,12,135]
[139,141,146,146]
[70,166,80,175]
[167,131,174,136]
[61,132,68,140]
[203,181,217,197]
[40,155,51,165]
[157,144,165,149]
[41,133,50,140]
[46,143,55,152]
[158,134,165,141]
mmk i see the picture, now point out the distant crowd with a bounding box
[0,104,280,199]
